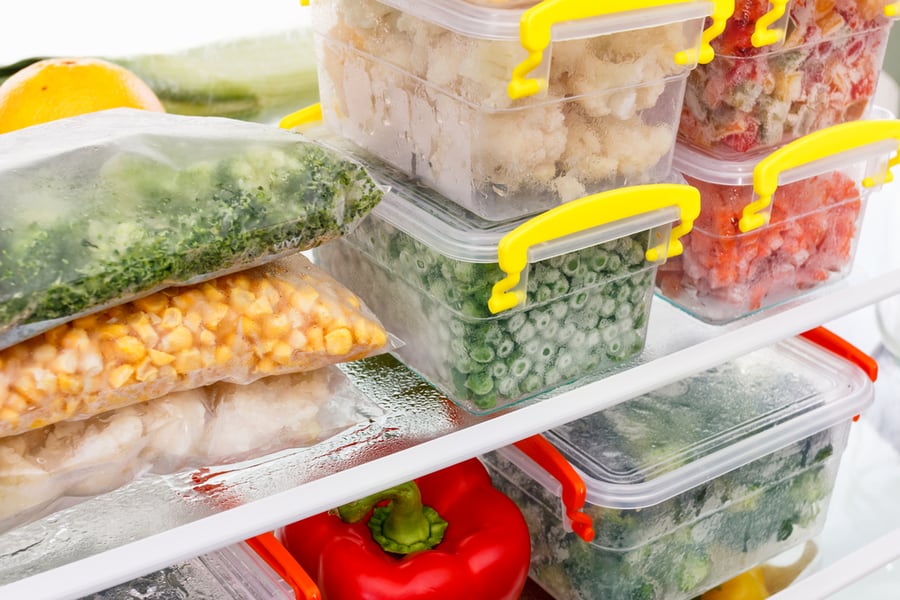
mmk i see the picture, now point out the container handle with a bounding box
[488,183,700,314]
[514,435,595,542]
[508,0,733,100]
[799,327,878,382]
[740,119,900,233]
[247,533,323,600]
[279,103,323,130]
[750,0,790,48]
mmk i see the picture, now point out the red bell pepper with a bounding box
[281,458,531,600]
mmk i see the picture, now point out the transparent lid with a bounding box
[537,336,873,509]
[372,0,713,41]
[83,541,295,599]
[673,106,899,187]
[361,154,681,264]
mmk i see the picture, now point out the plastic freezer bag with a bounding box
[0,253,391,438]
[0,364,383,534]
[0,108,384,349]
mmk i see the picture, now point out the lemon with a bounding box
[0,57,165,133]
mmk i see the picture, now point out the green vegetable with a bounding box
[0,136,383,340]
[316,214,658,413]
[0,29,319,123]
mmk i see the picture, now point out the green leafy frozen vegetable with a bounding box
[0,133,383,342]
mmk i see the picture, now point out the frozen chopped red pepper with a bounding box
[657,170,862,320]
[281,458,531,600]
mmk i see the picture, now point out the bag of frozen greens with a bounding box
[0,108,384,348]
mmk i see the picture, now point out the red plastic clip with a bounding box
[799,326,879,422]
[514,434,595,542]
[247,532,322,600]
[799,327,878,382]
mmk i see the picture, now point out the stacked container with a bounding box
[301,0,729,413]
[658,111,900,323]
[679,0,897,158]
[482,330,877,599]
[661,0,900,323]
[303,0,727,221]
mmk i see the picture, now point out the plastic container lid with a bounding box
[501,335,874,510]
[85,540,297,599]
[362,0,715,42]
[361,156,682,266]
[673,106,899,187]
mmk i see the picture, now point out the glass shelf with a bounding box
[1,185,899,600]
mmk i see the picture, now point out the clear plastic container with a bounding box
[482,332,875,600]
[710,0,897,58]
[680,23,894,159]
[657,111,900,324]
[305,0,723,221]
[85,538,298,599]
[314,156,700,414]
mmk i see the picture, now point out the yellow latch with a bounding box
[280,103,323,130]
[508,0,733,100]
[740,119,900,233]
[488,184,701,314]
[750,0,790,48]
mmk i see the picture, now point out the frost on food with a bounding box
[316,0,689,214]
[0,365,373,533]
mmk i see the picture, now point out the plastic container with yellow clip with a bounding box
[679,0,896,159]
[300,0,726,221]
[658,108,900,324]
[313,153,699,413]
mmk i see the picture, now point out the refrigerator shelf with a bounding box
[0,184,898,600]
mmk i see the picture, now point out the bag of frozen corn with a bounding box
[0,364,384,533]
[0,108,384,349]
[0,253,391,438]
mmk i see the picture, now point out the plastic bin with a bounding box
[304,0,725,221]
[314,160,700,414]
[710,0,897,58]
[482,330,876,600]
[680,21,895,159]
[657,112,900,324]
[85,534,312,599]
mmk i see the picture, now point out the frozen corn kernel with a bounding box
[98,323,129,340]
[306,326,325,352]
[172,289,205,312]
[148,349,176,366]
[160,326,194,353]
[161,307,183,330]
[201,282,226,303]
[202,302,230,329]
[108,365,135,389]
[174,349,204,374]
[325,328,353,356]
[230,288,256,314]
[245,296,274,319]
[115,336,147,363]
[134,293,169,314]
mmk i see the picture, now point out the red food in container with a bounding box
[658,112,900,323]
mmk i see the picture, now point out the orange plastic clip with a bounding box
[799,326,878,422]
[247,532,322,600]
[514,435,595,542]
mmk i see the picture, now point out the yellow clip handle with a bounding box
[509,0,731,100]
[751,0,789,48]
[488,184,701,314]
[886,0,899,16]
[279,103,323,130]
[677,0,735,65]
[741,120,900,233]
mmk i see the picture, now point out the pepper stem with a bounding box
[337,481,448,555]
